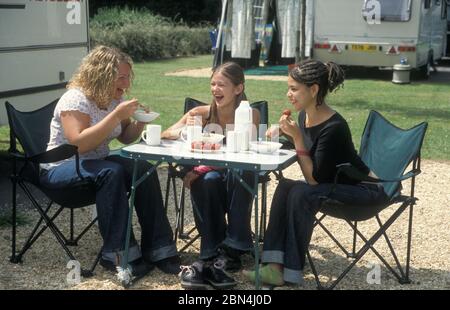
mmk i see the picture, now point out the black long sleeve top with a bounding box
[298,111,369,185]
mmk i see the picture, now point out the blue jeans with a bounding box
[39,155,177,264]
[190,169,255,259]
[262,179,389,285]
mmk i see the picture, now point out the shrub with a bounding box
[90,7,212,61]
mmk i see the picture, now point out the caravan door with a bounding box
[0,0,89,125]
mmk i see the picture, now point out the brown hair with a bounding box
[207,62,246,125]
[289,59,344,106]
[68,45,134,109]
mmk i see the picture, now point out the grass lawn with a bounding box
[1,54,449,160]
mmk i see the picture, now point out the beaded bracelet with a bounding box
[296,149,310,157]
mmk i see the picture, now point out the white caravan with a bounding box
[0,0,89,125]
[312,0,448,76]
[447,1,450,55]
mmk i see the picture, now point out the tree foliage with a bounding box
[89,0,221,25]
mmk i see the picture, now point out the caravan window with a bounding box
[362,0,412,22]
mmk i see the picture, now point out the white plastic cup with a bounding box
[226,131,242,153]
[268,124,280,142]
[239,130,249,151]
[141,124,161,146]
[181,125,203,146]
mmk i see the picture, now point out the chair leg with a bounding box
[306,250,326,290]
[82,248,102,278]
[10,176,19,263]
[20,183,77,262]
[65,208,78,246]
[347,220,404,282]
[73,217,98,244]
[330,213,408,289]
[348,221,358,258]
[338,203,411,289]
[14,201,58,262]
[179,230,200,253]
[171,175,178,214]
[315,217,351,257]
[259,182,267,242]
[403,203,414,284]
[164,169,172,212]
[174,186,184,242]
[179,187,193,240]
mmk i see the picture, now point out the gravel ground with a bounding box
[0,160,449,290]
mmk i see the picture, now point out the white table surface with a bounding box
[121,139,297,171]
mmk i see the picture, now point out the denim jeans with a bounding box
[39,155,177,264]
[190,169,255,259]
[261,179,389,285]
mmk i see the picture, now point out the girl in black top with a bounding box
[243,59,388,287]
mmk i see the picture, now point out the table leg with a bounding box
[229,169,261,289]
[119,159,162,287]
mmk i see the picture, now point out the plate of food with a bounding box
[190,141,223,153]
[133,110,160,123]
[250,141,282,154]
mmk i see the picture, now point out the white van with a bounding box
[447,1,450,55]
[0,0,89,125]
[312,0,448,76]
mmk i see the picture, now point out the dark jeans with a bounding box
[262,179,389,285]
[190,169,255,259]
[39,155,177,263]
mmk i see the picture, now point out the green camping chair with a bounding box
[307,110,428,289]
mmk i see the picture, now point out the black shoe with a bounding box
[155,255,181,275]
[179,262,209,290]
[99,257,153,279]
[217,245,242,272]
[203,258,237,290]
[223,255,242,273]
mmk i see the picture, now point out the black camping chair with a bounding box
[5,100,98,276]
[164,98,273,252]
[307,110,428,289]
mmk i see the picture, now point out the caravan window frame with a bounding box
[441,0,448,19]
[362,0,412,22]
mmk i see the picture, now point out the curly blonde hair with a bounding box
[68,45,134,109]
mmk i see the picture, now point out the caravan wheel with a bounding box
[418,54,434,79]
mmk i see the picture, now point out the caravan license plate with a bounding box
[351,44,377,52]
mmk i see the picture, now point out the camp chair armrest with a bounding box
[334,163,380,184]
[335,163,421,184]
[387,169,421,182]
[27,144,78,164]
[8,150,26,161]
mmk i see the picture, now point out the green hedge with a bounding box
[90,7,212,61]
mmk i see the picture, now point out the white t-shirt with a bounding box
[45,88,122,167]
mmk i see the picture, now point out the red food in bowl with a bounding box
[202,142,213,150]
[191,141,221,151]
[192,141,203,150]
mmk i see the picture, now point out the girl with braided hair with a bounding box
[243,59,388,287]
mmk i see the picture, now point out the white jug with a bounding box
[234,100,253,151]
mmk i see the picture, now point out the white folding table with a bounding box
[119,139,297,289]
